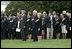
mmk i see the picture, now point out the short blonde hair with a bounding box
[66,12,71,18]
[53,11,56,15]
[62,11,66,14]
[42,11,47,17]
[33,10,37,14]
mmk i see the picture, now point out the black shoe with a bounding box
[22,39,26,41]
[33,39,38,42]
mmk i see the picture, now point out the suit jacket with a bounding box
[8,18,17,29]
[44,16,55,28]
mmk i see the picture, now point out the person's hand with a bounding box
[35,19,39,22]
[27,19,30,21]
[12,27,14,29]
[56,22,59,23]
[24,26,25,28]
[38,28,40,31]
[29,27,31,30]
[70,27,71,30]
[31,19,34,21]
[62,18,65,22]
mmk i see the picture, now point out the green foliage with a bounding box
[5,1,71,16]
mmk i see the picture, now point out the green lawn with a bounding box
[1,39,71,48]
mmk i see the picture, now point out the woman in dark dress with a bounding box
[31,10,38,41]
[37,12,42,41]
[66,13,71,38]
[41,11,47,39]
[25,11,32,41]
[54,15,61,39]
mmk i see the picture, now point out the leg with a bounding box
[42,30,45,39]
[62,33,64,39]
[47,28,50,39]
[50,25,53,39]
[28,34,32,41]
[56,33,60,39]
[64,33,67,39]
[33,29,38,41]
[8,29,11,39]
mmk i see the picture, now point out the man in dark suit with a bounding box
[44,11,55,39]
[12,16,17,39]
[15,11,21,39]
[7,16,16,39]
[4,15,9,39]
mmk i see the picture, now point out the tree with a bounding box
[5,1,71,16]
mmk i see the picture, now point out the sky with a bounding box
[1,1,10,12]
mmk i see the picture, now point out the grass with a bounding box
[1,39,71,48]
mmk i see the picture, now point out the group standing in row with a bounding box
[1,10,71,41]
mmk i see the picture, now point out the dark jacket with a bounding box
[31,16,39,29]
[25,17,31,30]
[44,16,55,28]
[7,18,16,30]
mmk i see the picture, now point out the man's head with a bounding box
[60,13,64,18]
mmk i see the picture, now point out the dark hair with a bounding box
[57,13,60,17]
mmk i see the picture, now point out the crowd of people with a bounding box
[1,10,71,41]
